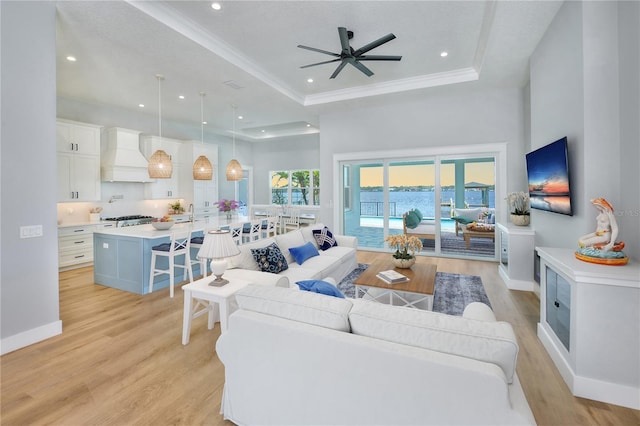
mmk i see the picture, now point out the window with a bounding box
[270,169,320,206]
[343,165,351,210]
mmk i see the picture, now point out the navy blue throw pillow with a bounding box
[251,242,288,273]
[312,227,338,251]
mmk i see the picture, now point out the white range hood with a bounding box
[101,127,152,182]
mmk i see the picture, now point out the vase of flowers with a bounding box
[214,199,240,220]
[384,234,423,269]
[507,191,530,226]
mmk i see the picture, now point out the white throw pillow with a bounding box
[453,208,481,223]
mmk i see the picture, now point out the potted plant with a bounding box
[507,191,530,226]
[215,199,240,219]
[168,200,185,215]
[384,234,423,268]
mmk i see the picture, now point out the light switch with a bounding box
[103,242,109,249]
[20,225,43,239]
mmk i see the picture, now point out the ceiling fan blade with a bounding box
[357,55,402,61]
[329,61,348,79]
[347,58,374,77]
[353,33,396,56]
[337,27,351,54]
[297,45,340,57]
[300,58,342,69]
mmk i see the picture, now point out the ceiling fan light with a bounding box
[226,159,243,181]
[193,155,213,180]
[148,150,173,178]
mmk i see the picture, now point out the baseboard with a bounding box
[538,323,640,410]
[498,267,534,291]
[1,320,62,355]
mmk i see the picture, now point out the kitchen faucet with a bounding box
[188,203,194,222]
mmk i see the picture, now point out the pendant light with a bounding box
[193,92,213,180]
[148,74,173,179]
[226,104,243,181]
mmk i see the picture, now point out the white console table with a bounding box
[497,223,535,291]
[536,247,640,409]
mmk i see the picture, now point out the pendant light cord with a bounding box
[232,104,237,158]
[156,74,164,139]
[200,92,205,145]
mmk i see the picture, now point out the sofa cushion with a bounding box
[453,208,481,224]
[251,242,288,274]
[296,280,345,298]
[275,230,306,264]
[288,241,319,265]
[226,237,277,271]
[235,284,353,331]
[404,210,420,229]
[278,265,322,283]
[312,227,338,251]
[349,300,519,383]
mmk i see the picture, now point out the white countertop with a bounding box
[58,220,111,228]
[93,216,250,239]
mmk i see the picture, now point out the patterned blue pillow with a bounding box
[312,227,338,251]
[251,242,288,273]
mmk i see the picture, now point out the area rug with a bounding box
[337,264,491,316]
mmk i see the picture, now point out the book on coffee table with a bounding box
[377,269,410,284]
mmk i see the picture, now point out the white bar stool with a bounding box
[149,228,194,297]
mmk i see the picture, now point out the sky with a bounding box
[359,161,495,187]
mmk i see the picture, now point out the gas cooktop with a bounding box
[104,215,153,227]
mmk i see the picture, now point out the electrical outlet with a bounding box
[20,225,43,239]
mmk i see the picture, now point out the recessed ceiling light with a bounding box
[178,95,185,100]
[440,51,448,57]
[211,2,221,10]
[238,115,243,120]
[202,121,207,125]
[66,56,76,62]
[261,129,266,133]
[138,104,145,108]
[307,78,314,83]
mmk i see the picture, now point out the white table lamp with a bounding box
[197,229,240,286]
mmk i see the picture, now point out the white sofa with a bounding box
[217,285,536,425]
[222,223,358,289]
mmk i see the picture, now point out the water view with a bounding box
[360,190,495,218]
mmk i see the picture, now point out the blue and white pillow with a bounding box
[251,242,288,273]
[296,280,345,298]
[312,227,338,251]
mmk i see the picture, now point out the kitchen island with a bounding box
[93,217,246,295]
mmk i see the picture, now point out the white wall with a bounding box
[530,0,639,261]
[1,1,61,353]
[319,87,527,229]
[251,134,320,204]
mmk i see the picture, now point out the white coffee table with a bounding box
[182,276,251,345]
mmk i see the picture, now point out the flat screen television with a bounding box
[525,137,573,215]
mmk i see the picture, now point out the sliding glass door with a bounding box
[340,154,497,259]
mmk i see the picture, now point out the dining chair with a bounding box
[149,228,193,297]
[283,207,301,233]
[242,219,263,243]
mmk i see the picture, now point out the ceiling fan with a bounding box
[298,27,401,79]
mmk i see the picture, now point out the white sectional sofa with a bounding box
[217,285,536,425]
[222,223,358,289]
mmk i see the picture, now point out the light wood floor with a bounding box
[2,252,639,425]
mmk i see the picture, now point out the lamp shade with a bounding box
[193,155,213,180]
[226,159,243,181]
[148,150,173,178]
[197,229,240,260]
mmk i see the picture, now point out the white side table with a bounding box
[182,276,251,345]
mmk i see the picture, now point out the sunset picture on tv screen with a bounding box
[525,137,573,215]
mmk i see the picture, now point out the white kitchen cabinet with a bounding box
[536,247,640,410]
[57,119,101,202]
[141,136,185,199]
[189,142,219,218]
[144,163,182,199]
[58,223,115,270]
[56,120,101,155]
[57,153,101,202]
